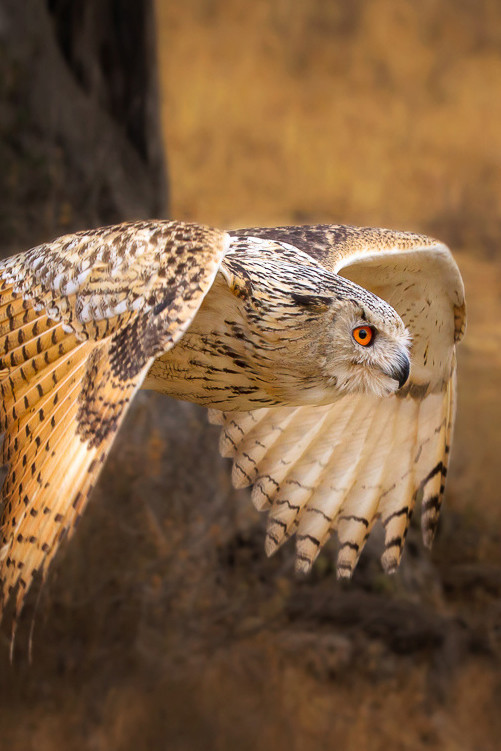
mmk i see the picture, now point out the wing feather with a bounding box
[230,407,299,491]
[2,352,147,621]
[250,405,334,508]
[216,408,271,459]
[214,382,453,577]
[418,371,456,547]
[293,396,381,572]
[376,398,420,572]
[263,398,360,549]
[335,398,402,576]
[0,220,229,623]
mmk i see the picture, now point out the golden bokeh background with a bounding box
[157,0,501,247]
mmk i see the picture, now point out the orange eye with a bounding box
[352,325,374,346]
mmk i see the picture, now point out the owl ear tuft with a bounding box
[290,293,333,311]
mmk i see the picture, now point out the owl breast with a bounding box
[143,271,339,410]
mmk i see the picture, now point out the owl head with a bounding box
[312,286,411,399]
[192,249,412,408]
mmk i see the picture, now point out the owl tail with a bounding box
[0,279,145,640]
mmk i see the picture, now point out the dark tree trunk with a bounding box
[0,0,167,256]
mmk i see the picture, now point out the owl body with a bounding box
[0,220,465,624]
[146,237,410,409]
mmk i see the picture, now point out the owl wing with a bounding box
[0,220,229,620]
[211,225,465,577]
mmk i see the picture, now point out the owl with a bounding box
[0,220,465,624]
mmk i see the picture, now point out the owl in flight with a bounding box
[0,220,465,622]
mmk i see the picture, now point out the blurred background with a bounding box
[0,1,500,749]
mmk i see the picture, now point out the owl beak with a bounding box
[390,353,410,390]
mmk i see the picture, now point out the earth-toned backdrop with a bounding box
[0,2,500,749]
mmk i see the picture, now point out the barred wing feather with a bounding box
[0,220,229,621]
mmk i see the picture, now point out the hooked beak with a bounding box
[389,353,411,390]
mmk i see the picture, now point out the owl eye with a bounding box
[352,325,375,346]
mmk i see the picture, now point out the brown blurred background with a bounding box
[0,1,500,749]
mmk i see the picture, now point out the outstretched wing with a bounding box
[212,225,465,577]
[0,220,228,620]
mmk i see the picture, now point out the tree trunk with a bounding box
[0,0,167,255]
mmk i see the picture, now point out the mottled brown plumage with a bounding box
[0,219,465,628]
[0,220,228,622]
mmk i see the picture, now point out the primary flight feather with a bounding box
[0,220,465,621]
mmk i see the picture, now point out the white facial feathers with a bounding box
[314,300,412,398]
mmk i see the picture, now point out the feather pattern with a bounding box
[0,220,229,623]
[0,219,465,629]
[209,223,465,576]
[213,380,455,577]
